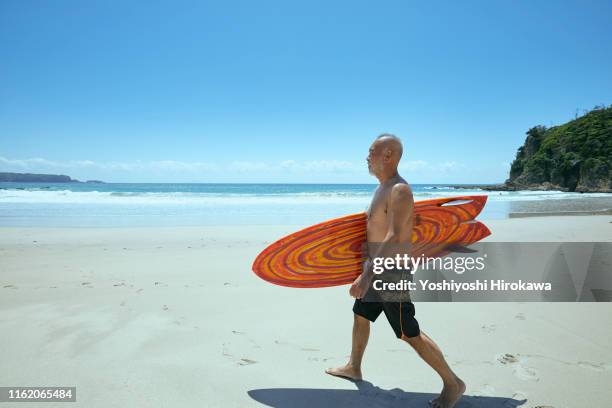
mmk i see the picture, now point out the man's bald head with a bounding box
[375,133,403,162]
[367,133,404,178]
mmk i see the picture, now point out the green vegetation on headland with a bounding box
[454,106,611,192]
[0,172,104,184]
[507,106,611,192]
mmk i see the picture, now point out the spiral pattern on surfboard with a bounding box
[252,195,491,288]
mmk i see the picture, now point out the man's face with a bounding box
[367,141,384,175]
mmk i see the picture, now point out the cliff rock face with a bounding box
[507,106,611,192]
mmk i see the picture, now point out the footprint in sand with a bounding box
[498,353,519,364]
[275,339,321,353]
[222,342,232,357]
[522,353,611,373]
[497,353,539,381]
[472,383,496,397]
[233,330,261,348]
[274,339,329,362]
[515,313,526,320]
[113,282,126,287]
[222,337,259,366]
[3,284,16,289]
[513,364,538,381]
[577,361,607,371]
[481,324,496,333]
[162,305,169,311]
[510,391,528,401]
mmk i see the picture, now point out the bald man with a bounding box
[325,134,465,408]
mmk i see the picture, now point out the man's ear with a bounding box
[383,148,392,162]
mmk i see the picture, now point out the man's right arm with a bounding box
[350,184,413,298]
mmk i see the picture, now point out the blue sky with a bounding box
[1,0,610,183]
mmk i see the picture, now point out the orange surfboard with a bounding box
[252,195,491,288]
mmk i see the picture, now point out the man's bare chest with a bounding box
[367,190,390,222]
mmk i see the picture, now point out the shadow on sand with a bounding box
[248,380,526,408]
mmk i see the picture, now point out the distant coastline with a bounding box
[0,171,607,193]
[0,172,104,184]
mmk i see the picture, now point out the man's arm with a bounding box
[349,184,414,298]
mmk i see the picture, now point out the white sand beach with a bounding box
[1,215,611,407]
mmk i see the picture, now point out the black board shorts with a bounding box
[353,298,420,339]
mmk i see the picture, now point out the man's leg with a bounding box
[402,331,465,408]
[325,313,370,381]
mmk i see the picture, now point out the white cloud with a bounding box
[228,160,356,173]
[438,161,463,173]
[0,156,218,173]
[0,157,59,168]
[229,161,271,172]
[400,160,428,171]
[280,160,356,172]
[148,160,218,172]
[399,160,464,173]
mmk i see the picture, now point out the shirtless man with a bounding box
[325,134,465,408]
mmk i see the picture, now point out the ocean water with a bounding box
[1,183,611,227]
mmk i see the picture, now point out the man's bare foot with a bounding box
[325,364,362,381]
[429,377,465,408]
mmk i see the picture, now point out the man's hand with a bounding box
[350,258,373,299]
[349,272,373,299]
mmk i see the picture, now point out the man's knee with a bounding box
[401,333,423,347]
[354,313,371,325]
